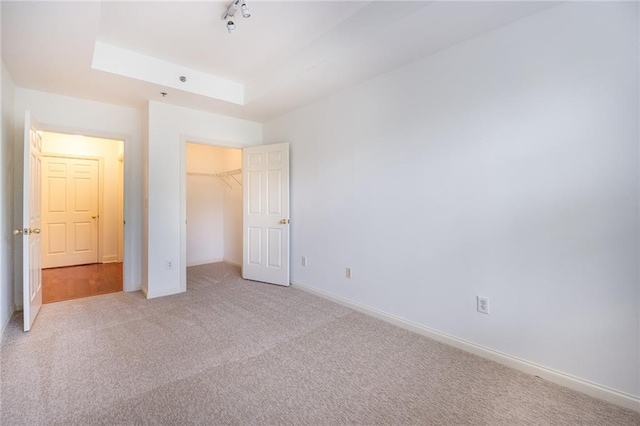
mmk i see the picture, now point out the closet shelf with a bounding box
[215,168,242,188]
[186,169,242,188]
[215,168,241,177]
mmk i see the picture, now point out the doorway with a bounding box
[40,131,124,303]
[185,142,243,269]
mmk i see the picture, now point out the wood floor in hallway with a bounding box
[42,263,123,304]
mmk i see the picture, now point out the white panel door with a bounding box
[242,143,290,286]
[42,157,99,268]
[17,111,43,331]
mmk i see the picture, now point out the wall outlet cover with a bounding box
[477,296,489,314]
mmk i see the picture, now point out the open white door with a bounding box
[242,143,290,286]
[16,111,43,331]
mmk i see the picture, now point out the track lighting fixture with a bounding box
[222,1,238,20]
[222,0,250,33]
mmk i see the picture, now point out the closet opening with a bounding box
[185,142,243,271]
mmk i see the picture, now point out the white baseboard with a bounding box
[123,282,141,292]
[291,280,640,413]
[1,305,16,336]
[223,259,241,267]
[140,286,148,298]
[101,255,118,263]
[187,258,223,267]
[145,286,185,299]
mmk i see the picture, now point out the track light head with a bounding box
[227,20,236,34]
[241,2,250,18]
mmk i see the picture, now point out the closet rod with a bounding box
[186,172,216,177]
[214,168,242,177]
[186,169,242,188]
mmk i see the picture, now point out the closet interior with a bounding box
[186,142,242,267]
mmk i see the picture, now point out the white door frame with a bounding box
[41,153,104,266]
[179,135,247,292]
[19,123,131,293]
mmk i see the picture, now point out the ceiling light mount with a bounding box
[222,0,250,34]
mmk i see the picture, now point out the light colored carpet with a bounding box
[1,262,638,425]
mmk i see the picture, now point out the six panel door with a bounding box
[42,157,99,268]
[242,143,290,286]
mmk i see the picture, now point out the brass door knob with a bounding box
[30,228,41,235]
[13,229,23,235]
[279,219,290,225]
[92,215,97,219]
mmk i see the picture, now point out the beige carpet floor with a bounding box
[1,262,638,425]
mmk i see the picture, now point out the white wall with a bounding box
[263,2,640,397]
[141,102,149,296]
[13,89,142,302]
[185,144,243,267]
[1,62,15,331]
[186,143,225,266]
[222,148,242,265]
[146,101,261,298]
[41,132,124,264]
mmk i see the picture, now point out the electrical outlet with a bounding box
[166,260,174,270]
[302,256,308,267]
[477,296,489,314]
[345,267,352,279]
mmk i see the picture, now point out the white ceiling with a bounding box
[2,1,559,122]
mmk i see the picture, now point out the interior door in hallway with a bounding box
[42,156,99,268]
[17,111,43,331]
[242,143,290,286]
